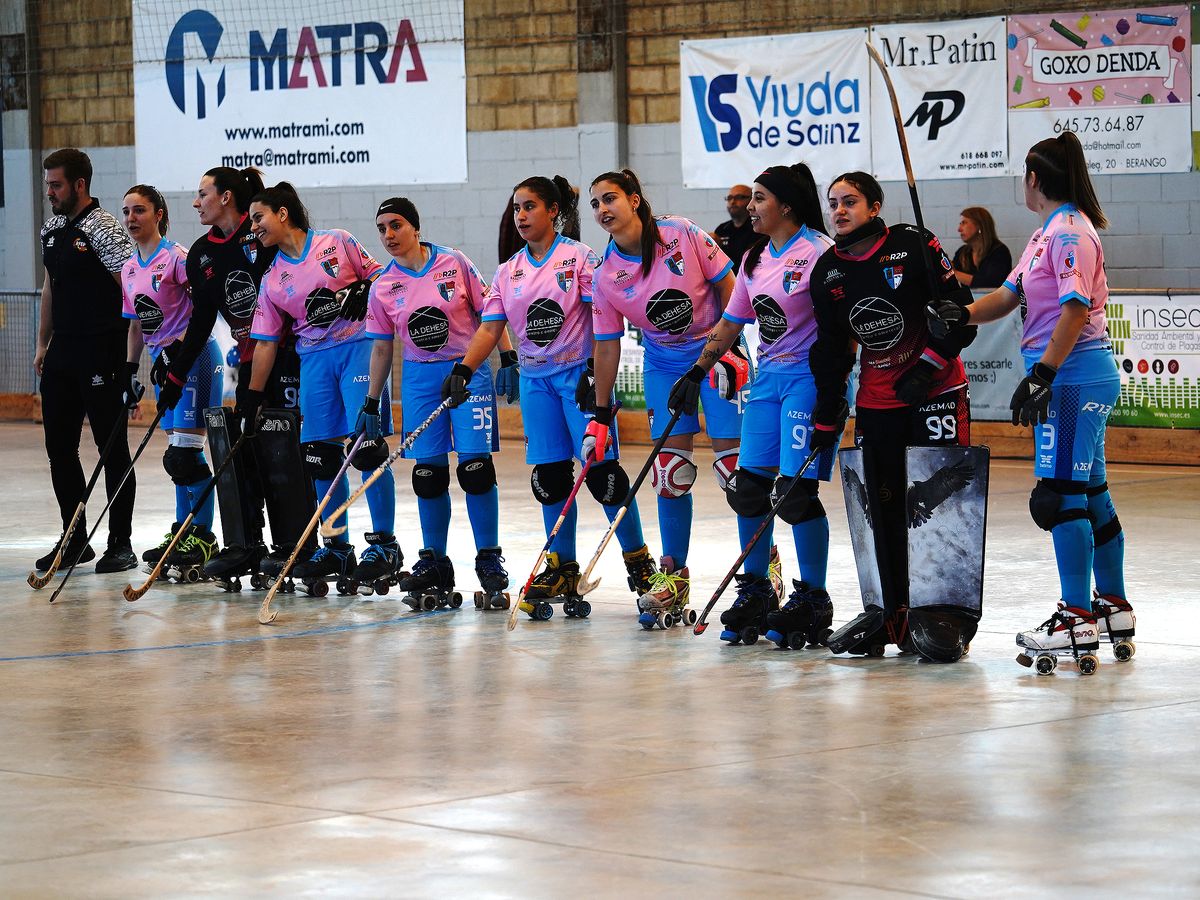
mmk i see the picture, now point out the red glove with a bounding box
[581,405,613,461]
[709,346,751,400]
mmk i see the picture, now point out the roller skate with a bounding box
[164,526,217,584]
[473,546,511,610]
[768,544,785,604]
[519,551,588,620]
[399,549,462,611]
[258,542,307,595]
[623,544,657,596]
[1016,603,1101,676]
[827,606,905,657]
[292,541,358,597]
[765,580,834,650]
[636,556,693,630]
[141,522,183,569]
[349,532,403,597]
[1093,592,1136,662]
[718,573,779,645]
[203,542,268,593]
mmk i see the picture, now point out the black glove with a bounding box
[667,365,705,416]
[895,360,936,407]
[150,339,184,387]
[927,300,970,340]
[441,363,473,408]
[575,358,596,413]
[810,398,850,450]
[495,350,520,404]
[235,387,267,437]
[1010,362,1056,427]
[122,362,145,410]
[155,371,185,412]
[336,279,372,322]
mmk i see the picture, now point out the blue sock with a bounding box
[607,498,645,552]
[417,494,451,556]
[1052,493,1093,610]
[465,486,499,549]
[316,473,351,548]
[792,516,830,590]
[657,493,693,568]
[174,483,189,522]
[363,466,395,535]
[738,513,772,578]
[1088,486,1125,598]
[186,472,215,529]
[543,501,577,561]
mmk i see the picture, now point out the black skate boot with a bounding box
[204,542,268,592]
[165,526,218,583]
[719,573,779,645]
[828,606,908,657]
[292,541,357,597]
[96,535,138,574]
[258,542,309,594]
[349,532,403,596]
[909,606,979,663]
[141,523,183,567]
[765,580,834,650]
[473,546,511,610]
[36,526,95,571]
[622,544,657,597]
[520,551,587,621]
[400,549,461,611]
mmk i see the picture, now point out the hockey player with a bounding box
[448,175,657,608]
[808,171,976,659]
[587,169,742,624]
[928,132,1131,672]
[669,164,838,647]
[357,197,506,607]
[120,185,222,575]
[243,183,398,593]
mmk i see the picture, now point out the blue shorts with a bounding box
[401,357,498,459]
[298,340,393,443]
[644,356,744,440]
[154,339,222,432]
[738,367,836,480]
[520,361,620,465]
[1033,373,1120,483]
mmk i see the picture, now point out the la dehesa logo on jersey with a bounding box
[225,270,258,318]
[305,287,341,328]
[408,305,449,351]
[526,298,565,348]
[664,251,686,277]
[751,294,786,344]
[646,288,693,335]
[849,296,904,350]
[134,293,164,334]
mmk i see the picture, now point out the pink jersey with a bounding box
[723,225,834,372]
[1004,204,1109,359]
[483,234,598,376]
[591,216,733,367]
[365,243,490,362]
[251,228,381,355]
[121,239,191,349]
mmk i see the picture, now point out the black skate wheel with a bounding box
[1078,654,1099,676]
[534,601,553,621]
[250,573,265,590]
[474,592,485,609]
[867,642,885,658]
[335,578,354,596]
[450,592,463,609]
[740,626,759,646]
[563,598,577,617]
[230,577,242,593]
[1035,654,1056,675]
[682,608,697,627]
[786,631,806,651]
[420,595,437,611]
[575,599,591,619]
[184,568,201,583]
[309,580,329,598]
[495,594,511,610]
[1114,640,1135,661]
[373,580,390,596]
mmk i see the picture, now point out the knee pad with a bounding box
[585,460,629,506]
[456,456,496,495]
[530,460,574,506]
[712,448,738,494]
[1029,479,1090,532]
[727,468,772,517]
[412,462,450,499]
[349,436,388,471]
[774,476,824,524]
[303,441,343,481]
[1086,480,1123,546]
[163,439,211,486]
[652,449,697,499]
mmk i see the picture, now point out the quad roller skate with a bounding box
[636,556,693,630]
[519,551,589,620]
[1016,603,1101,676]
[204,542,268,593]
[400,549,463,611]
[765,580,834,650]
[291,541,358,597]
[141,522,183,569]
[623,544,657,597]
[473,546,511,610]
[1093,592,1136,662]
[348,532,404,596]
[164,525,218,584]
[718,573,779,645]
[827,606,901,657]
[259,542,306,594]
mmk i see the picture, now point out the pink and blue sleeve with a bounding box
[591,283,625,340]
[250,282,284,341]
[365,284,395,340]
[1054,233,1096,307]
[723,272,754,324]
[482,267,508,322]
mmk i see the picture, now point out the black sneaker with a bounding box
[35,529,95,571]
[96,538,138,574]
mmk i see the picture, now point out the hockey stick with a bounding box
[123,431,249,602]
[319,398,454,539]
[49,409,165,604]
[693,445,823,636]
[507,454,595,632]
[257,432,367,625]
[29,409,136,589]
[576,406,685,597]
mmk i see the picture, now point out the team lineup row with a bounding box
[32,131,1132,676]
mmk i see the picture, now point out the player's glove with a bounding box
[581,404,613,462]
[150,339,183,387]
[894,360,936,407]
[122,362,145,411]
[440,363,474,408]
[575,358,596,413]
[336,279,372,322]
[709,344,751,401]
[235,387,266,438]
[809,398,850,451]
[668,365,705,416]
[926,299,971,340]
[355,395,381,441]
[495,350,520,404]
[1010,362,1056,427]
[155,371,187,412]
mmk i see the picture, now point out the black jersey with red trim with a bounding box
[809,223,974,413]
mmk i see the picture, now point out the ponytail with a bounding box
[590,168,660,277]
[1026,131,1108,229]
[743,162,828,277]
[251,181,311,232]
[512,174,581,241]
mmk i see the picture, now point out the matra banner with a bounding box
[132,0,466,189]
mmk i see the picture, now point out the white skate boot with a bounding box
[1092,592,1136,661]
[1016,603,1101,675]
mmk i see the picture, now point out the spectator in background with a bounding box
[952,206,1012,289]
[714,183,756,272]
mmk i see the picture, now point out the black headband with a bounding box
[376,197,419,230]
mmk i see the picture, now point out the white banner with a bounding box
[960,313,1025,421]
[679,30,871,191]
[132,1,466,190]
[869,18,1009,180]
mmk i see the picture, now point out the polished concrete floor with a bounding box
[1,420,1197,898]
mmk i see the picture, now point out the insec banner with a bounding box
[679,30,872,190]
[132,1,466,190]
[1006,7,1191,175]
[869,18,1009,180]
[1107,293,1200,427]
